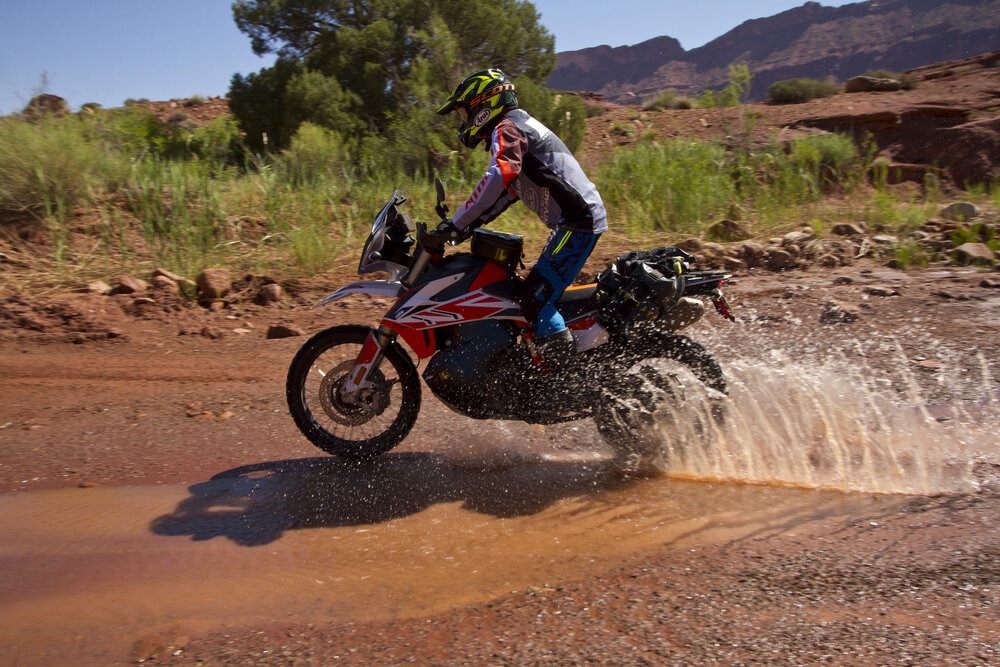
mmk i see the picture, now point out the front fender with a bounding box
[314,280,405,307]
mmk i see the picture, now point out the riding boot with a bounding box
[537,328,576,376]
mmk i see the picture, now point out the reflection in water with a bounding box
[0,453,888,664]
[151,453,626,545]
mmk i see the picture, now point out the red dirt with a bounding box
[2,52,1000,666]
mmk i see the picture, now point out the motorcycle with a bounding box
[286,181,735,469]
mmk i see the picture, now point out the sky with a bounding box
[0,0,860,115]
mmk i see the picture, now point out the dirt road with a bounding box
[1,258,999,665]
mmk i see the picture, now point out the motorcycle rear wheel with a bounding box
[286,325,421,460]
[594,334,726,473]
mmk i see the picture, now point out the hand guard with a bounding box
[420,220,465,250]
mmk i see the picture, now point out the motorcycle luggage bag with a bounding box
[471,229,524,273]
[596,250,684,325]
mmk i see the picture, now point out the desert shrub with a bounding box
[598,139,736,233]
[277,122,353,187]
[767,78,840,104]
[0,115,122,220]
[642,90,693,111]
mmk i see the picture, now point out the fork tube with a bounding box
[404,246,431,287]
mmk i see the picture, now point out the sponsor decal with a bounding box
[474,108,491,127]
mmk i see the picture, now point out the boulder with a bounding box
[939,202,981,222]
[196,268,231,300]
[256,283,283,305]
[767,249,795,272]
[952,242,995,267]
[112,275,148,295]
[266,324,305,339]
[845,76,903,93]
[832,223,866,237]
[820,300,860,324]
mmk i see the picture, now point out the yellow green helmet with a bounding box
[437,68,518,148]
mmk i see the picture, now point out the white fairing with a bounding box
[314,280,405,307]
[571,321,610,352]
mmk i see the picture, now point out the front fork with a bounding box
[340,245,430,411]
[341,325,397,412]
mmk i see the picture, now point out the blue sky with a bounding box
[0,0,858,115]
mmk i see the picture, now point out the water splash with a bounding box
[645,343,997,495]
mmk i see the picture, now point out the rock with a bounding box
[267,324,305,339]
[196,268,231,301]
[152,267,185,282]
[706,219,750,242]
[200,326,224,340]
[845,76,903,93]
[740,242,766,269]
[767,249,795,272]
[981,279,1000,288]
[256,283,283,305]
[22,93,71,119]
[677,238,703,253]
[151,275,178,291]
[863,285,901,297]
[112,275,147,295]
[832,223,866,237]
[783,230,815,246]
[701,242,725,257]
[820,300,860,324]
[952,242,995,266]
[939,202,980,222]
[832,276,854,285]
[82,280,111,295]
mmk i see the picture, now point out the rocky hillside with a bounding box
[549,0,1000,103]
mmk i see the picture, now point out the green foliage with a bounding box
[696,64,752,109]
[767,78,840,104]
[598,140,736,234]
[642,90,693,111]
[277,122,354,187]
[231,0,554,137]
[597,132,865,236]
[0,114,124,220]
[227,0,561,177]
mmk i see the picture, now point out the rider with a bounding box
[429,68,608,369]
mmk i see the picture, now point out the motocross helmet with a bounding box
[437,68,518,148]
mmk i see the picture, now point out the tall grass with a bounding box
[0,115,126,221]
[597,133,863,237]
[4,105,990,292]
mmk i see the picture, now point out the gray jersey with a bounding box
[451,109,608,234]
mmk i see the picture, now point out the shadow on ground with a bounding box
[151,453,628,546]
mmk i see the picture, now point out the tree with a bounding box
[230,0,556,147]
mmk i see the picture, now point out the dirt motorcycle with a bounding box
[286,181,735,467]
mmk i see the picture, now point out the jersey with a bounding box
[450,109,608,234]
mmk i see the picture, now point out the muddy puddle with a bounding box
[2,328,996,665]
[1,456,896,665]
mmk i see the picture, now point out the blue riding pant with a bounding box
[520,228,601,337]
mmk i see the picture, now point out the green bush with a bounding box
[767,78,841,104]
[642,90,693,111]
[598,139,736,234]
[0,115,123,220]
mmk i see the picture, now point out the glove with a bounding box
[420,219,463,249]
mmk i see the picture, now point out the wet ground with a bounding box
[1,259,999,665]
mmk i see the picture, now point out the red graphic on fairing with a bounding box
[388,290,518,330]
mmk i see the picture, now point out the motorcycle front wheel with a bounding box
[286,325,421,460]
